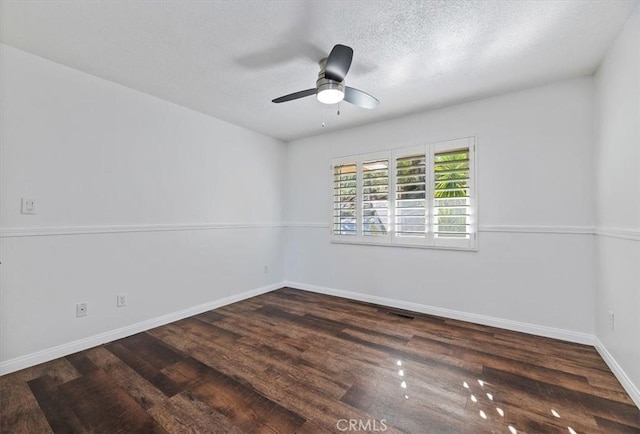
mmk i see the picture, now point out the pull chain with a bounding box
[322,105,326,127]
[337,102,341,116]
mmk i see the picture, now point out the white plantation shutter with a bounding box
[393,147,427,245]
[332,162,357,237]
[432,138,476,249]
[330,137,476,250]
[362,158,390,238]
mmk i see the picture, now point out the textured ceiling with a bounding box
[0,1,636,141]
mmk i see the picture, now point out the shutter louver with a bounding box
[395,154,426,238]
[333,163,357,235]
[433,147,471,240]
[362,159,389,236]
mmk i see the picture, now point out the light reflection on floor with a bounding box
[387,358,586,433]
[460,377,583,433]
[396,360,409,400]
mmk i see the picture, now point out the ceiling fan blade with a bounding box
[324,44,353,82]
[344,86,379,109]
[272,88,316,103]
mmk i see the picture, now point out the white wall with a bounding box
[0,45,286,371]
[593,3,640,402]
[285,78,595,338]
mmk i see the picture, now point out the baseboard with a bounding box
[284,281,594,345]
[0,281,284,376]
[594,337,640,408]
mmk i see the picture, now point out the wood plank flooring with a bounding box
[1,287,639,433]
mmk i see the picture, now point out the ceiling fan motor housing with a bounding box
[316,58,345,104]
[316,77,345,93]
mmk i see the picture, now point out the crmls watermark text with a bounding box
[336,419,388,432]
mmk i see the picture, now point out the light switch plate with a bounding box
[21,198,36,215]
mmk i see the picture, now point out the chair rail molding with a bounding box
[0,222,285,238]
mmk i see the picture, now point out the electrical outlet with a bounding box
[264,265,269,274]
[76,302,88,317]
[21,198,36,215]
[608,311,615,331]
[117,293,127,307]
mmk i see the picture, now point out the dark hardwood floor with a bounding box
[1,287,639,433]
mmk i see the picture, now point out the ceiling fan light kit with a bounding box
[272,44,378,110]
[316,78,344,104]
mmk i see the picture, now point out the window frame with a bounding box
[330,137,477,251]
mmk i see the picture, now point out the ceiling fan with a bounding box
[272,44,379,109]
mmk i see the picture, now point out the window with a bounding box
[362,158,389,238]
[432,143,473,248]
[330,137,476,250]
[332,162,357,236]
[394,148,427,245]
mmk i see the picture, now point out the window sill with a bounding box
[330,238,478,252]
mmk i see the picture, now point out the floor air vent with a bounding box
[386,311,415,320]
